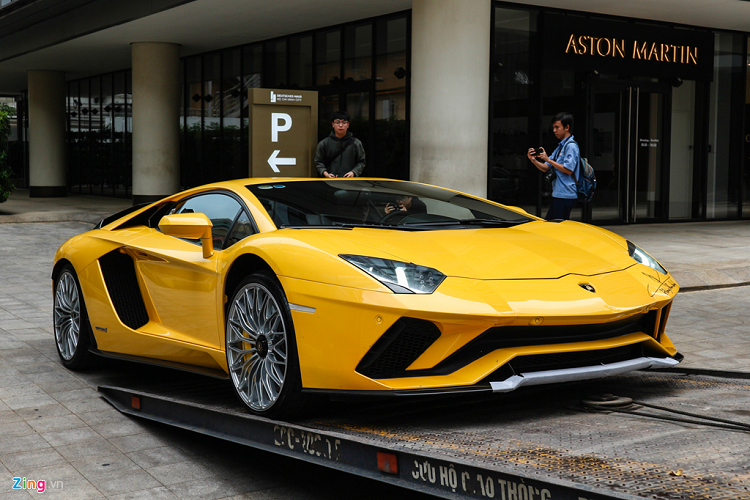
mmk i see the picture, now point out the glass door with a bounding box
[590,82,671,224]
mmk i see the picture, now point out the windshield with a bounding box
[246,180,534,229]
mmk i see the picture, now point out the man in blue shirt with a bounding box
[527,112,579,220]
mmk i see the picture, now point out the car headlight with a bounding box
[339,254,446,294]
[627,241,667,275]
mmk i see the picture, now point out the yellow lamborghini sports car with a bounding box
[53,178,681,417]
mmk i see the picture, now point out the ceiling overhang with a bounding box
[0,0,747,95]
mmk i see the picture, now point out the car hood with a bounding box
[292,220,635,280]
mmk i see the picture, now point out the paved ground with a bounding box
[0,190,749,499]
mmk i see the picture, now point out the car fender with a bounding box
[225,232,393,292]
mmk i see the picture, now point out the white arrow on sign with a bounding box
[267,149,296,173]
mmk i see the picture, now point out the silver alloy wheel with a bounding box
[54,271,80,361]
[226,282,288,412]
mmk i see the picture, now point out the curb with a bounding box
[680,282,750,293]
[0,212,110,224]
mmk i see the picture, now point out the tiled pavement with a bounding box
[0,191,749,498]
[666,287,750,373]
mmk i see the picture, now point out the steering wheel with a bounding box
[379,210,410,225]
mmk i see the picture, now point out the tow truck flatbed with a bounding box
[98,369,750,500]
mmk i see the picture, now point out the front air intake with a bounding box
[356,318,441,379]
[509,344,644,373]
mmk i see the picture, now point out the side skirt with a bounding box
[88,347,229,380]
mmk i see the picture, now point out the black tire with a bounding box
[53,264,92,369]
[225,271,308,418]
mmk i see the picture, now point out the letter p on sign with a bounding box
[272,113,292,142]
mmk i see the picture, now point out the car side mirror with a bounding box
[158,213,214,259]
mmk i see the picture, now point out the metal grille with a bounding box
[356,318,441,379]
[99,250,149,330]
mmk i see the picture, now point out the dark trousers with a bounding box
[545,198,576,220]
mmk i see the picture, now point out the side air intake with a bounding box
[99,250,149,330]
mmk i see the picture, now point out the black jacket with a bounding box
[314,132,366,177]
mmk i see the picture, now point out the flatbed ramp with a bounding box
[98,370,750,500]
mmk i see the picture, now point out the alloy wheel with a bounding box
[54,271,80,361]
[226,282,288,412]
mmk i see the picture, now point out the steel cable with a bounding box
[603,406,750,433]
[580,396,750,433]
[633,400,750,430]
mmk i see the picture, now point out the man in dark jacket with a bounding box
[315,111,366,178]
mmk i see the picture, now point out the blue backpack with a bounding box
[561,139,597,203]
[576,155,596,203]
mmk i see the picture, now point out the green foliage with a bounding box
[0,103,15,203]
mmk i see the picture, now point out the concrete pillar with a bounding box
[28,70,67,197]
[410,0,491,197]
[131,42,181,205]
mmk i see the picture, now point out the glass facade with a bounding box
[705,32,745,219]
[490,2,750,223]
[49,11,409,197]
[181,11,410,188]
[745,38,750,218]
[0,96,25,185]
[67,71,132,197]
[490,8,536,215]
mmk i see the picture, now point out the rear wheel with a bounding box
[225,272,307,418]
[53,264,92,369]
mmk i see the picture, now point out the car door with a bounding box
[131,191,248,350]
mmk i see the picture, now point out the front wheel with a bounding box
[53,264,92,369]
[225,272,307,418]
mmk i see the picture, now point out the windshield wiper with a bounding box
[402,218,530,228]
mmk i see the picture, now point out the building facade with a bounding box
[1,0,748,223]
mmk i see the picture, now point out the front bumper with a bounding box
[280,268,679,392]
